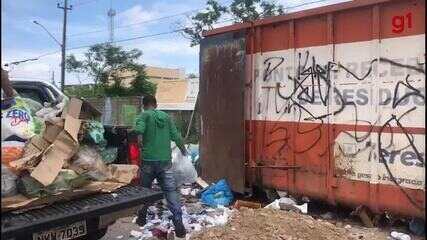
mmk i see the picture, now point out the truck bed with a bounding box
[1,185,162,239]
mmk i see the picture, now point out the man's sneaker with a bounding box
[173,220,186,238]
[135,215,147,227]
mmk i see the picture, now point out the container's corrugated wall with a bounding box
[202,0,425,218]
[245,0,425,218]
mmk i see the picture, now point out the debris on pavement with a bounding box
[233,200,261,209]
[200,179,233,207]
[265,196,308,214]
[390,231,412,240]
[130,230,143,238]
[195,177,209,189]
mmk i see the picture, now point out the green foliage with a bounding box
[187,73,198,79]
[181,0,284,46]
[64,84,105,98]
[183,0,227,47]
[65,43,156,97]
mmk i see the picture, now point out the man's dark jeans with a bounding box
[138,161,183,225]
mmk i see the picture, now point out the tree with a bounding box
[66,43,156,97]
[187,73,198,79]
[182,0,227,47]
[181,0,284,46]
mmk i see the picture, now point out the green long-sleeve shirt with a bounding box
[134,109,184,162]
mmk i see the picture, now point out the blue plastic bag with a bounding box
[200,179,234,207]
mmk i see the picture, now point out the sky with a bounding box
[1,0,349,85]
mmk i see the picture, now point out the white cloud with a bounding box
[118,5,159,25]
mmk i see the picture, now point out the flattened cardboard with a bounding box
[108,164,139,184]
[43,122,64,143]
[23,136,49,157]
[31,131,78,186]
[9,152,42,172]
[81,100,101,119]
[62,98,83,119]
[1,181,125,213]
[61,98,101,120]
[64,115,81,142]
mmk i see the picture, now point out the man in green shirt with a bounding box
[134,95,187,239]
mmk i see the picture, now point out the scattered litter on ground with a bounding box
[321,212,335,220]
[390,231,411,240]
[130,230,143,238]
[265,197,308,214]
[200,179,233,207]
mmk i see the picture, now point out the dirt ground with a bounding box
[190,207,390,240]
[102,207,425,240]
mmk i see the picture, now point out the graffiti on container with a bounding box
[254,50,425,194]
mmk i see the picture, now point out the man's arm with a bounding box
[169,117,187,156]
[134,112,147,134]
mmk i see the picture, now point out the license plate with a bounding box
[32,221,87,240]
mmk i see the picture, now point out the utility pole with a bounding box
[51,71,56,87]
[57,0,72,91]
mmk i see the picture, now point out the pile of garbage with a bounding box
[1,96,138,212]
[123,178,234,240]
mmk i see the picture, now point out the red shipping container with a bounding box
[200,0,425,219]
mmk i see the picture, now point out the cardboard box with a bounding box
[61,98,101,120]
[108,164,139,184]
[30,98,87,186]
[31,130,79,186]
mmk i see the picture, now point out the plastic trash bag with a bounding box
[35,98,66,122]
[1,164,18,197]
[171,147,197,186]
[17,174,44,198]
[200,179,234,207]
[99,147,118,164]
[85,121,106,146]
[1,141,25,166]
[70,145,111,181]
[1,97,37,141]
[17,170,90,198]
[187,144,199,164]
[21,97,43,115]
[46,169,89,193]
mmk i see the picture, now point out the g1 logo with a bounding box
[392,13,412,33]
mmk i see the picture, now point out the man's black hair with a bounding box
[143,95,157,106]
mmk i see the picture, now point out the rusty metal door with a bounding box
[200,31,246,193]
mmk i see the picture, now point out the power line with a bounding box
[68,0,234,37]
[7,0,338,65]
[283,0,341,11]
[68,9,199,37]
[72,0,98,7]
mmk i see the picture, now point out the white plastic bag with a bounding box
[1,97,36,141]
[70,145,111,181]
[1,164,18,197]
[171,148,197,186]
